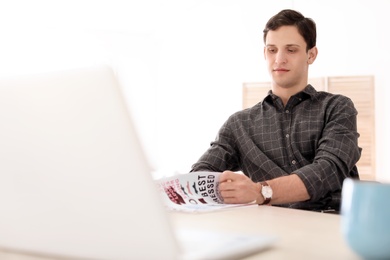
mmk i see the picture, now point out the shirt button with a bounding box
[285,110,290,113]
[286,134,289,138]
[291,160,296,165]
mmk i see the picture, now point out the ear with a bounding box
[263,47,267,60]
[307,46,318,64]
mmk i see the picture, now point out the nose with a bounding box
[275,51,287,64]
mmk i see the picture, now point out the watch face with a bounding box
[262,186,273,198]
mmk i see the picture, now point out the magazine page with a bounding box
[155,171,255,213]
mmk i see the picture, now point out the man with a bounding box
[191,9,361,211]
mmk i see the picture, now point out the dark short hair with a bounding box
[263,9,316,51]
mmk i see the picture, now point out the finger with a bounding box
[219,171,235,182]
[219,189,233,197]
[218,181,235,192]
[219,190,237,200]
[222,196,240,204]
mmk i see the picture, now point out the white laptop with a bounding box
[0,66,276,259]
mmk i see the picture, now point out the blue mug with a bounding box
[341,178,390,259]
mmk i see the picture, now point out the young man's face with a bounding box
[264,25,317,90]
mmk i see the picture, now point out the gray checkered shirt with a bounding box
[191,85,361,210]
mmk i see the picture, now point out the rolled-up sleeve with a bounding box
[294,95,361,202]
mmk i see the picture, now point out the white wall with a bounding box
[1,0,389,181]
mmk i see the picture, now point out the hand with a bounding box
[219,171,262,204]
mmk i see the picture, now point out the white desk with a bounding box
[0,206,359,260]
[170,205,359,260]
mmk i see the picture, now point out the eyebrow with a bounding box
[266,44,301,48]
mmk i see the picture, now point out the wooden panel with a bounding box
[242,76,375,180]
[308,77,326,91]
[242,82,271,109]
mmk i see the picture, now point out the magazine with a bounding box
[155,171,256,213]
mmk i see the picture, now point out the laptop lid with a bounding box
[0,66,179,259]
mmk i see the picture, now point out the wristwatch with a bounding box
[259,181,273,205]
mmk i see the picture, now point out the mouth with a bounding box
[273,68,289,72]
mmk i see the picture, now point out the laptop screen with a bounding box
[0,66,178,259]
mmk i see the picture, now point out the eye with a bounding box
[267,48,277,53]
[287,48,297,53]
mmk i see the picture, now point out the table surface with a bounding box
[0,205,360,260]
[170,205,360,260]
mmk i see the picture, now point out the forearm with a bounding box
[259,174,310,205]
[219,171,311,205]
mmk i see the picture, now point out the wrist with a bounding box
[258,181,273,205]
[255,182,264,204]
